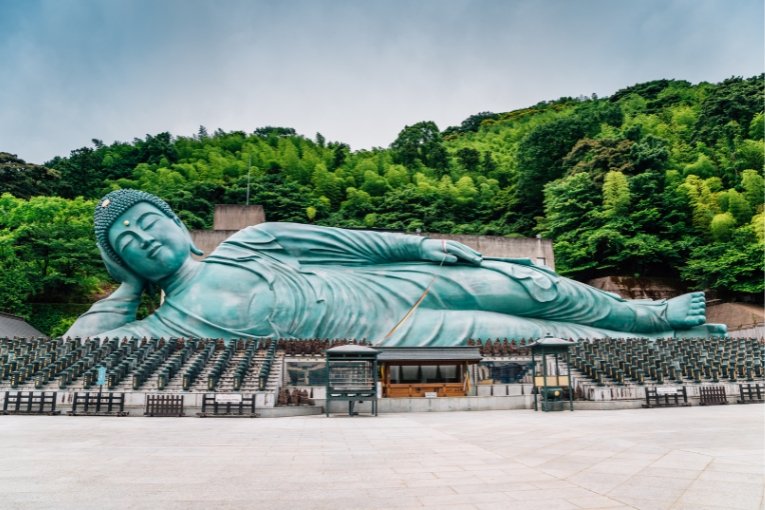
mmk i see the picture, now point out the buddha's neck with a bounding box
[159,257,203,295]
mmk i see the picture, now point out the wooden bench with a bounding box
[699,386,727,406]
[197,394,256,418]
[68,392,128,416]
[144,394,184,417]
[1,391,61,415]
[737,383,764,404]
[643,386,689,408]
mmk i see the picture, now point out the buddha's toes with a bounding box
[666,292,706,330]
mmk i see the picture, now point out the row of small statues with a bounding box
[468,338,533,357]
[279,338,370,356]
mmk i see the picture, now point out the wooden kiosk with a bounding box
[377,347,482,398]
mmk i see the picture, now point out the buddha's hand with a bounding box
[420,239,483,265]
[101,248,146,295]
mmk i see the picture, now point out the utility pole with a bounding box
[245,153,252,206]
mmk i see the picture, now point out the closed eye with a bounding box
[138,211,161,230]
[118,236,135,252]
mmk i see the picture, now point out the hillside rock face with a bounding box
[587,276,685,300]
[706,302,764,331]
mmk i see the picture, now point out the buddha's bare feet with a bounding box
[681,323,727,337]
[666,292,706,330]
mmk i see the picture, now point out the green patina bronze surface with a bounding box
[66,189,726,344]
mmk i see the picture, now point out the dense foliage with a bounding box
[1,75,762,333]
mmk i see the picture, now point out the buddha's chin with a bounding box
[143,258,186,283]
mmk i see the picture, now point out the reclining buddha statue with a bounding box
[65,189,725,344]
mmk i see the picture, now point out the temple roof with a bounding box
[0,312,44,338]
[376,347,482,362]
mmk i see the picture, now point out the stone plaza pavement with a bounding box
[0,405,762,510]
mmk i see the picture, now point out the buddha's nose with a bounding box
[136,231,155,247]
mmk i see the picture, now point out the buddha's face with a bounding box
[107,202,191,281]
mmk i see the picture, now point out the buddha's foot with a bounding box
[666,292,706,330]
[677,323,728,338]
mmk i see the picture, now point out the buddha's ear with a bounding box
[173,216,204,257]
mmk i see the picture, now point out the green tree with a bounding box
[741,170,764,208]
[390,121,449,172]
[511,115,590,233]
[682,225,764,295]
[709,212,736,241]
[679,175,718,231]
[456,147,481,172]
[684,154,717,178]
[538,172,601,276]
[0,235,34,317]
[602,171,630,217]
[694,75,764,145]
[718,189,753,225]
[0,153,60,198]
[749,112,764,140]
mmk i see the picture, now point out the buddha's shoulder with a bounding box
[195,262,270,292]
[220,224,277,245]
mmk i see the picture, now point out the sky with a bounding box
[1,0,763,164]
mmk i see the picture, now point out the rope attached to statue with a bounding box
[383,239,448,340]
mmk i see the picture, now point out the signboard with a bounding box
[215,394,242,404]
[656,387,678,395]
[424,392,438,398]
[96,366,107,386]
[534,375,569,387]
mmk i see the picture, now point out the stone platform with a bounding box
[0,405,762,509]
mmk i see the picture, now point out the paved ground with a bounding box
[0,405,762,510]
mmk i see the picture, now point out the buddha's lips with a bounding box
[147,243,162,258]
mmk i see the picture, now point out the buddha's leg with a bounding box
[379,308,643,347]
[426,265,709,333]
[593,291,709,332]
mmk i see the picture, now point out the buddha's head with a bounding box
[95,189,202,282]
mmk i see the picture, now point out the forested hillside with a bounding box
[1,75,762,335]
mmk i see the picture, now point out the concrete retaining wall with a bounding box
[213,205,265,231]
[476,383,533,397]
[320,394,534,415]
[729,325,765,338]
[576,381,746,402]
[586,276,684,300]
[426,234,555,269]
[190,230,238,258]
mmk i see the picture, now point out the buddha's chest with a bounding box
[172,264,274,333]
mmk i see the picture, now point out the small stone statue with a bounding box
[65,189,726,344]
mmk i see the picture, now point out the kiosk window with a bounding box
[400,365,420,383]
[439,364,459,382]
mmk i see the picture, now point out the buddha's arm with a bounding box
[249,222,427,265]
[63,283,141,338]
[217,223,481,267]
[95,314,166,340]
